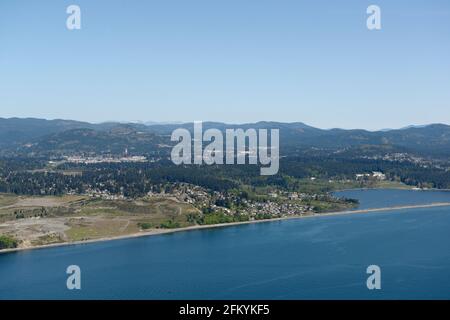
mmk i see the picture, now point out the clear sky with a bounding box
[1,0,449,130]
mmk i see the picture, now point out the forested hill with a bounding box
[1,118,450,158]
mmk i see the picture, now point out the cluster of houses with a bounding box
[82,188,126,200]
[243,201,313,217]
[66,155,147,164]
[147,183,315,218]
[363,153,447,169]
[147,183,210,205]
[365,153,425,164]
[355,171,386,181]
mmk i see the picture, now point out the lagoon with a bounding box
[1,189,450,299]
[335,188,450,210]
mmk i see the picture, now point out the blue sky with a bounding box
[1,0,449,129]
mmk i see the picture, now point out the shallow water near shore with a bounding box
[1,189,450,299]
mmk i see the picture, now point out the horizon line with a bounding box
[0,116,448,132]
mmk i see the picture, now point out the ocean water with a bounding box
[0,189,450,299]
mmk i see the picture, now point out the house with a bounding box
[372,171,386,180]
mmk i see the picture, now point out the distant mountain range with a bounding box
[1,117,450,158]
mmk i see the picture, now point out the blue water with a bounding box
[334,188,450,210]
[1,189,450,300]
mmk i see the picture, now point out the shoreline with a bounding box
[2,201,450,255]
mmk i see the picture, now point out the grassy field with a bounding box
[65,198,199,241]
[0,193,200,247]
[372,180,414,189]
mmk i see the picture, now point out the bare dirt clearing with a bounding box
[0,195,85,210]
[0,193,199,248]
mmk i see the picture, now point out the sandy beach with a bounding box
[2,202,450,254]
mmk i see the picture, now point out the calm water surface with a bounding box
[334,188,450,209]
